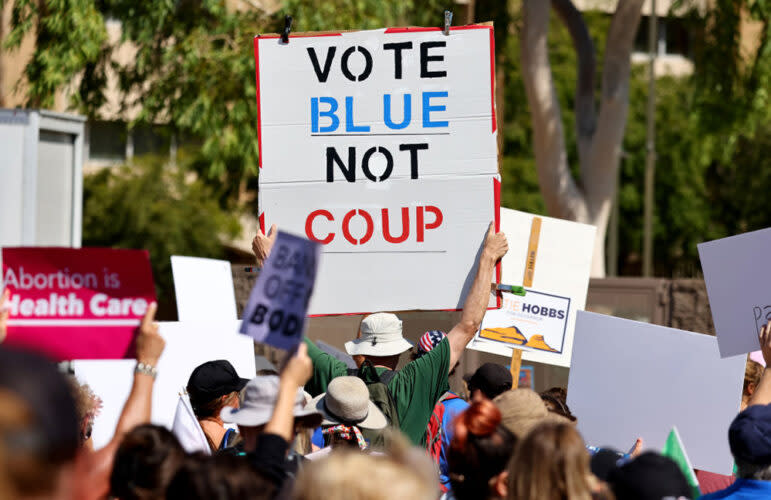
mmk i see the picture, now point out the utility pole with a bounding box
[642,0,657,277]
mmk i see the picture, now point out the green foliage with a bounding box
[283,0,449,31]
[1,0,107,108]
[82,156,241,302]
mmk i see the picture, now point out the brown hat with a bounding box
[493,389,571,438]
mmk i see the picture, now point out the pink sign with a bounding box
[1,247,156,360]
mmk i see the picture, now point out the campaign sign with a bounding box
[255,26,499,315]
[240,232,321,350]
[477,290,570,355]
[1,247,155,360]
[468,209,595,367]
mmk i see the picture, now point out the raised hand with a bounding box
[252,223,278,267]
[0,289,9,343]
[281,342,313,389]
[135,302,164,367]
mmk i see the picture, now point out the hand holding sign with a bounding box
[483,221,508,262]
[253,223,278,267]
[759,319,771,367]
[0,288,9,343]
[240,231,321,351]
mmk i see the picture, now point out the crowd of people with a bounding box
[1,224,770,499]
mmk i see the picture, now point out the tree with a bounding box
[519,0,644,277]
[82,154,240,317]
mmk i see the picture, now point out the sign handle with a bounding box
[509,216,543,388]
[510,348,522,389]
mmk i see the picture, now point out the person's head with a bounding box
[507,421,594,500]
[310,376,387,450]
[494,389,571,439]
[166,453,275,499]
[293,437,437,500]
[109,424,186,500]
[186,360,249,421]
[729,403,771,479]
[742,358,764,410]
[221,375,322,449]
[447,399,516,500]
[345,313,413,370]
[539,387,576,422]
[607,452,692,500]
[254,355,278,376]
[0,347,80,499]
[464,363,512,402]
[66,376,103,448]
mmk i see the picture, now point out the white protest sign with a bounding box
[240,231,320,350]
[255,26,499,315]
[698,228,771,357]
[171,256,237,322]
[567,312,745,474]
[73,321,254,450]
[468,209,595,367]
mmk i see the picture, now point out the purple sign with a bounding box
[240,231,320,350]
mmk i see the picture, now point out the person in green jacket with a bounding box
[252,222,508,445]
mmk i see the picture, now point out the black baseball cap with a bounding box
[729,403,771,465]
[463,363,513,400]
[186,360,249,408]
[608,452,691,500]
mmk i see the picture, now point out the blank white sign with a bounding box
[698,228,771,358]
[74,321,255,450]
[567,311,745,474]
[171,256,237,322]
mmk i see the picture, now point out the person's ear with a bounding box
[491,470,508,498]
[748,382,757,396]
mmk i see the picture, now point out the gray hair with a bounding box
[736,460,771,480]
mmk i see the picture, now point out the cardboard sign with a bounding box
[240,231,321,350]
[698,228,771,357]
[255,26,500,315]
[469,209,595,367]
[1,247,156,360]
[171,256,237,322]
[73,320,255,450]
[567,312,745,474]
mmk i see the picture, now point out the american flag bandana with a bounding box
[418,330,446,354]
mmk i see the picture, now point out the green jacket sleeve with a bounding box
[303,337,348,397]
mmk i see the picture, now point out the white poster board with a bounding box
[567,312,745,474]
[468,209,595,367]
[698,228,771,358]
[255,26,499,315]
[171,256,237,322]
[73,321,254,450]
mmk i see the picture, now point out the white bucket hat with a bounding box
[308,376,387,429]
[345,313,413,357]
[220,375,322,427]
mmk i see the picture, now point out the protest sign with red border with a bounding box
[1,247,156,360]
[254,25,500,316]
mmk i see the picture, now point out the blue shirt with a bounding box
[701,478,771,499]
[439,396,469,491]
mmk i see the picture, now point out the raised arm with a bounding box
[72,302,165,498]
[749,320,771,407]
[447,222,509,370]
[263,343,313,442]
